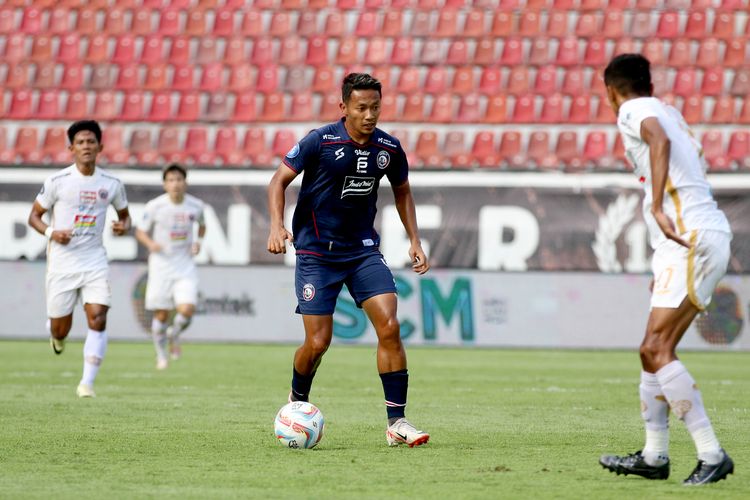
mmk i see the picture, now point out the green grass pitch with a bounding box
[1,340,748,499]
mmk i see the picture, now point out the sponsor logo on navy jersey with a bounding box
[341,176,375,198]
[377,137,397,148]
[322,134,341,140]
[354,149,370,156]
[335,147,345,161]
[286,143,300,158]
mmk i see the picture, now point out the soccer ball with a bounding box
[274,401,325,449]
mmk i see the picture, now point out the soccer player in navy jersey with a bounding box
[267,73,430,447]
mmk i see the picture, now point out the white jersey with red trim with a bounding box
[36,164,128,273]
[616,97,730,248]
[137,193,205,278]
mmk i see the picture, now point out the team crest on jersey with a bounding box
[302,283,316,301]
[98,188,108,200]
[377,150,390,169]
[286,143,300,159]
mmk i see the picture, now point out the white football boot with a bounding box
[50,336,65,355]
[76,383,96,398]
[386,418,430,447]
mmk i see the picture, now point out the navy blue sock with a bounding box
[291,367,315,402]
[380,369,408,421]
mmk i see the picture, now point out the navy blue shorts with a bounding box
[295,252,397,315]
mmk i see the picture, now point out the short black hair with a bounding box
[67,120,102,144]
[341,73,382,103]
[604,54,653,96]
[162,163,187,180]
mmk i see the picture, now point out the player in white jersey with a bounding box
[135,164,205,370]
[28,120,131,398]
[598,55,734,486]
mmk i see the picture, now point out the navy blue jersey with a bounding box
[283,118,409,260]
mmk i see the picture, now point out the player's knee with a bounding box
[307,336,331,357]
[377,317,402,349]
[87,314,107,331]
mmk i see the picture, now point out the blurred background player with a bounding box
[267,73,431,447]
[598,54,734,486]
[136,164,206,370]
[28,120,131,398]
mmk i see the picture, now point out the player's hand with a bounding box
[51,229,73,245]
[652,211,691,248]
[191,242,200,255]
[111,220,129,236]
[267,226,294,254]
[649,278,654,292]
[148,241,163,253]
[409,244,430,275]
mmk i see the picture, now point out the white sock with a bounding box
[640,371,669,465]
[80,329,108,386]
[656,360,723,465]
[171,313,191,338]
[152,318,168,360]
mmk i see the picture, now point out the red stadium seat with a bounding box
[103,9,127,36]
[381,11,404,37]
[479,67,503,95]
[429,94,454,123]
[656,11,680,39]
[143,64,168,91]
[15,127,41,163]
[203,93,229,122]
[527,131,555,169]
[451,66,476,95]
[568,95,591,123]
[709,95,736,123]
[63,91,90,120]
[511,94,536,123]
[651,67,670,95]
[630,12,653,39]
[0,7,15,35]
[518,11,541,37]
[528,38,551,66]
[184,128,214,165]
[100,126,129,165]
[555,131,582,170]
[224,38,247,66]
[289,92,313,122]
[259,92,285,122]
[500,38,524,66]
[57,33,81,64]
[140,35,164,65]
[324,11,346,37]
[296,11,319,38]
[711,11,736,39]
[200,63,225,91]
[158,9,181,36]
[269,11,292,37]
[593,95,614,124]
[115,64,139,91]
[92,91,117,121]
[336,37,360,66]
[740,96,750,124]
[471,131,500,169]
[491,11,513,37]
[539,94,564,123]
[583,131,609,166]
[391,38,414,66]
[130,9,153,36]
[462,10,486,38]
[215,8,238,37]
[682,95,704,124]
[576,12,600,37]
[701,67,725,97]
[668,39,692,66]
[355,11,379,37]
[456,93,481,123]
[684,10,707,38]
[696,38,721,68]
[59,62,84,91]
[484,95,508,123]
[562,67,585,96]
[612,37,636,59]
[420,39,442,65]
[36,90,61,120]
[227,64,255,93]
[169,37,191,66]
[157,127,183,163]
[312,66,337,94]
[30,35,53,64]
[33,63,56,89]
[244,126,272,166]
[396,66,420,94]
[279,36,303,66]
[443,131,470,168]
[474,38,497,66]
[402,94,425,122]
[364,37,388,66]
[602,10,624,38]
[75,8,97,34]
[583,38,607,67]
[196,38,218,65]
[283,66,308,95]
[171,64,195,91]
[255,65,278,94]
[701,131,730,170]
[42,128,70,164]
[320,93,342,122]
[8,90,33,119]
[673,68,697,97]
[723,39,747,68]
[446,40,469,65]
[4,64,30,89]
[507,66,530,95]
[272,129,297,161]
[414,131,444,168]
[149,92,173,122]
[89,65,114,90]
[546,11,568,38]
[556,37,580,67]
[410,11,431,37]
[112,35,136,65]
[174,92,201,122]
[499,131,524,169]
[128,129,157,166]
[231,92,257,122]
[728,131,750,169]
[215,127,243,166]
[119,92,144,121]
[423,67,448,95]
[730,69,750,96]
[306,35,329,66]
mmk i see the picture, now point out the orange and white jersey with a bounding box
[36,164,128,273]
[137,193,205,278]
[617,97,730,248]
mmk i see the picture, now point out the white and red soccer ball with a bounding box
[274,401,325,449]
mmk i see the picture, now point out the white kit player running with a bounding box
[599,54,734,486]
[28,120,131,398]
[136,164,205,370]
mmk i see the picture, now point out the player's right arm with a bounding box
[266,164,298,254]
[134,200,161,253]
[135,228,161,254]
[28,201,72,245]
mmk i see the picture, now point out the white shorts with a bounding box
[145,272,198,311]
[651,229,731,310]
[46,268,111,318]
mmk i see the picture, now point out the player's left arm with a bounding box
[112,207,131,236]
[392,180,429,275]
[641,117,690,248]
